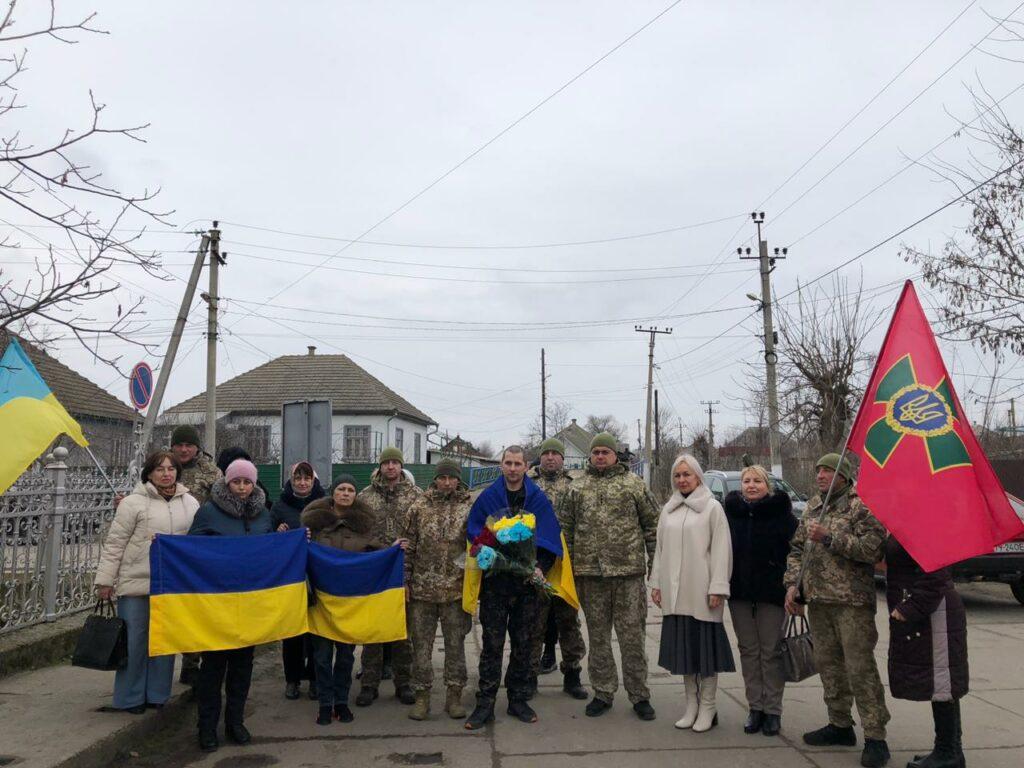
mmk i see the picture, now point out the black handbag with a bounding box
[781,615,817,682]
[72,599,128,671]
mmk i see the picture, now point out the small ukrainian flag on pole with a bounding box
[0,338,87,494]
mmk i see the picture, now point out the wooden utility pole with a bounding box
[635,325,673,487]
[204,223,224,459]
[739,211,786,478]
[701,400,720,468]
[654,389,661,467]
[541,348,547,440]
[134,232,212,478]
[1011,397,1018,433]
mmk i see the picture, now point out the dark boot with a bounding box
[464,699,495,730]
[355,687,378,707]
[508,699,538,723]
[198,729,218,753]
[633,700,656,721]
[524,676,538,701]
[562,668,588,700]
[334,703,354,723]
[225,722,251,745]
[909,702,962,768]
[307,679,318,700]
[540,645,558,675]
[395,684,416,705]
[316,706,333,726]
[860,738,890,768]
[804,723,857,746]
[284,682,300,700]
[585,696,612,717]
[762,714,782,737]
[745,710,765,734]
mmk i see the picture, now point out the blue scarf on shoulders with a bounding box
[466,475,562,557]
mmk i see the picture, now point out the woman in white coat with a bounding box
[651,454,734,733]
[95,450,199,712]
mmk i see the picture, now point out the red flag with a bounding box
[847,280,1024,571]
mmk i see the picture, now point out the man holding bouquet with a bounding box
[463,445,567,729]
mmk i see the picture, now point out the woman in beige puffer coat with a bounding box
[94,450,199,713]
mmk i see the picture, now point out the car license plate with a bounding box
[995,541,1024,553]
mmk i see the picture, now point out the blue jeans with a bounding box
[113,596,175,709]
[311,634,355,708]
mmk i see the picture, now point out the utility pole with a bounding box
[739,211,786,478]
[134,232,212,479]
[635,325,673,487]
[1011,397,1018,433]
[541,348,547,440]
[701,400,720,467]
[203,223,224,460]
[636,419,642,454]
[654,389,660,467]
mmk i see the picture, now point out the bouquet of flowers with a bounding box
[468,511,554,595]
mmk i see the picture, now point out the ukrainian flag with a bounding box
[149,529,309,655]
[306,544,407,645]
[0,338,87,494]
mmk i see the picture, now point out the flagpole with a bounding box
[83,445,121,496]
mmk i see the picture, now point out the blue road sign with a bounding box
[129,362,154,411]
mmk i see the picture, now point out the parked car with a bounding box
[704,469,807,514]
[949,494,1024,605]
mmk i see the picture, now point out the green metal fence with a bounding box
[257,463,440,501]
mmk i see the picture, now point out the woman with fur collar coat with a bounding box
[650,454,734,734]
[723,466,798,737]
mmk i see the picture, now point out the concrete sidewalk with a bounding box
[1,582,1022,768]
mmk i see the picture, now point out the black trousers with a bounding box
[544,608,558,649]
[282,633,315,684]
[197,646,255,732]
[477,584,541,703]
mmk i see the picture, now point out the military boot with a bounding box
[562,668,588,700]
[860,738,890,768]
[445,687,467,719]
[407,690,430,721]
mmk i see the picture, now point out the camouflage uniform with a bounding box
[177,452,221,682]
[562,463,659,704]
[178,453,221,505]
[527,466,586,675]
[784,485,891,740]
[357,470,422,692]
[402,483,473,693]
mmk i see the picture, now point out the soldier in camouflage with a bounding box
[356,446,421,707]
[401,459,473,721]
[526,438,587,700]
[562,432,660,721]
[784,453,891,768]
[169,424,222,686]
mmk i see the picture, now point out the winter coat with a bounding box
[188,478,271,536]
[358,469,422,544]
[562,462,660,578]
[270,478,326,531]
[527,466,574,525]
[885,537,968,701]
[784,484,886,608]
[95,482,199,596]
[178,452,221,505]
[724,489,799,606]
[300,497,385,553]
[650,483,732,622]
[402,483,471,603]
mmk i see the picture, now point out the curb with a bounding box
[0,614,87,680]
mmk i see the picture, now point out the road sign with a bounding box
[129,362,154,411]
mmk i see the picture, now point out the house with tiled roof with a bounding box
[160,346,436,463]
[0,331,137,468]
[551,419,596,469]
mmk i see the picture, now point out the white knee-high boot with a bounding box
[674,675,700,729]
[693,674,719,732]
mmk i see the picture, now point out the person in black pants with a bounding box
[188,459,273,753]
[271,460,325,700]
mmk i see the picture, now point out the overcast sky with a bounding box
[7,0,1024,454]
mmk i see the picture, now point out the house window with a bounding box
[414,433,421,463]
[238,424,272,462]
[344,425,371,462]
[395,428,404,455]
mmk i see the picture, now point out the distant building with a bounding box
[427,435,498,468]
[0,332,137,468]
[550,419,596,469]
[160,346,435,464]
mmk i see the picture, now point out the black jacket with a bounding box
[724,489,798,606]
[188,478,272,537]
[885,536,968,701]
[270,479,326,531]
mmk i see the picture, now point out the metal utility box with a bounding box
[281,400,333,488]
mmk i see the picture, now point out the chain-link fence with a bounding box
[0,448,131,635]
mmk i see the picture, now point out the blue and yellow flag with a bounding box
[0,338,87,494]
[306,544,406,645]
[149,529,309,655]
